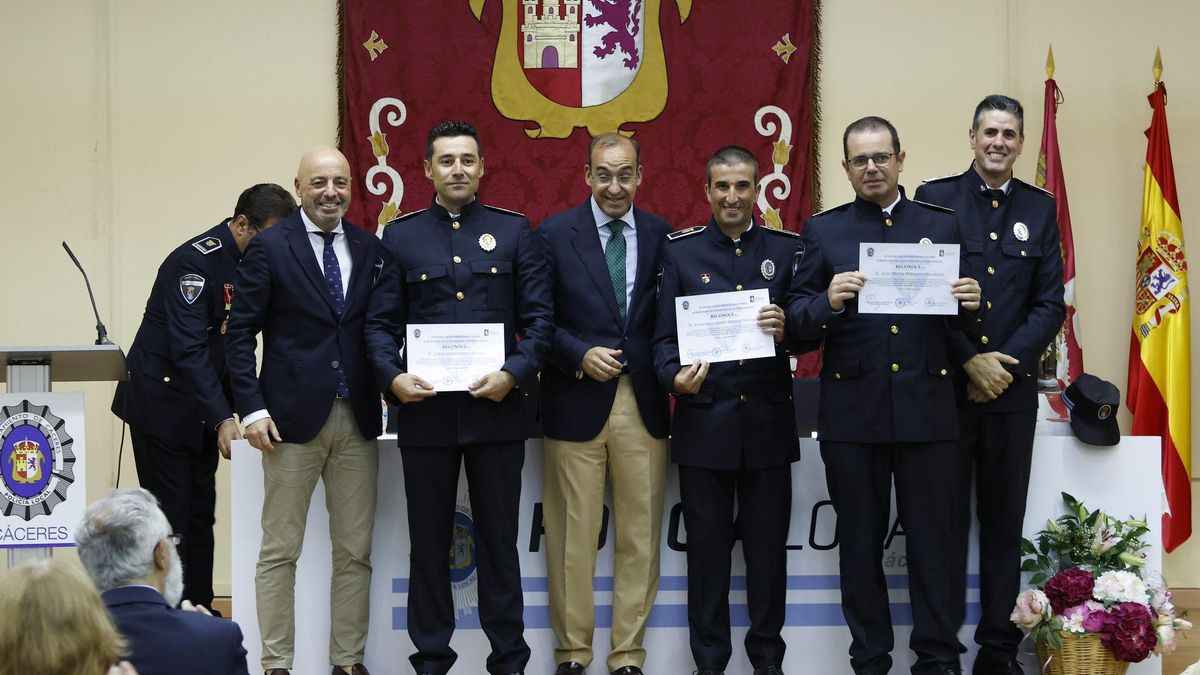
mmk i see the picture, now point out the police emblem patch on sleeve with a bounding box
[191,237,222,255]
[179,274,205,304]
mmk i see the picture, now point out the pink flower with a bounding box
[1044,568,1095,615]
[1011,589,1050,629]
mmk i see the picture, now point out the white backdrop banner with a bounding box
[231,436,1162,674]
[0,392,86,549]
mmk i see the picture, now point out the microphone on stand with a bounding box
[62,241,112,345]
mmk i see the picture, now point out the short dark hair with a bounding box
[233,183,295,231]
[973,94,1024,136]
[842,116,901,159]
[706,145,759,184]
[588,133,640,166]
[426,120,483,160]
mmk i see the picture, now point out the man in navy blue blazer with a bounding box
[226,146,384,675]
[76,488,250,675]
[533,133,670,675]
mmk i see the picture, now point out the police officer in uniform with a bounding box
[786,117,982,675]
[914,95,1065,675]
[652,146,803,675]
[365,121,552,675]
[112,183,296,609]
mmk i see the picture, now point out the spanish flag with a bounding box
[1127,79,1191,552]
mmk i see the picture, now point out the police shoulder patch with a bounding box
[921,170,966,184]
[387,208,428,225]
[191,237,222,255]
[1011,177,1055,199]
[910,199,955,214]
[483,204,526,218]
[667,225,705,241]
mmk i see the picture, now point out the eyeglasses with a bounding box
[592,174,637,187]
[847,152,895,170]
[166,533,182,546]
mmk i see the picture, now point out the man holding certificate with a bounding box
[786,117,982,675]
[914,95,1064,675]
[364,121,553,675]
[653,145,804,675]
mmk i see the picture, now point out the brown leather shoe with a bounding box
[555,663,585,675]
[611,667,644,675]
[265,670,289,675]
[332,666,370,675]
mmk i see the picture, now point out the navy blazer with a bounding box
[786,192,979,444]
[652,220,806,471]
[534,200,670,441]
[914,167,1065,412]
[113,221,240,448]
[365,197,554,447]
[102,586,249,675]
[226,210,384,443]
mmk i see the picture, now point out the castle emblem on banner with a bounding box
[1134,231,1189,338]
[449,492,479,617]
[469,0,693,138]
[0,401,77,521]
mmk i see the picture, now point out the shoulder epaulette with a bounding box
[191,236,222,255]
[921,171,966,184]
[809,202,850,219]
[484,204,526,218]
[910,199,955,214]
[1010,177,1055,199]
[761,226,802,238]
[667,225,705,241]
[386,208,428,226]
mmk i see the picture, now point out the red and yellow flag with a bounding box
[1127,80,1191,552]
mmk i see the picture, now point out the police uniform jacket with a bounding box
[914,167,1065,412]
[365,197,554,447]
[786,192,979,444]
[652,219,804,471]
[112,221,239,449]
[226,210,385,444]
[535,200,671,441]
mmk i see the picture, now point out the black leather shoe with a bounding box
[930,666,962,675]
[555,664,585,675]
[265,670,289,675]
[753,667,785,675]
[694,670,724,675]
[612,667,643,675]
[332,666,370,675]
[973,655,1024,675]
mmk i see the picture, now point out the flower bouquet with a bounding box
[1011,493,1191,673]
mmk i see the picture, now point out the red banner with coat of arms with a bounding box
[337,0,820,233]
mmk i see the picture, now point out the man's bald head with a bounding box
[295,146,352,231]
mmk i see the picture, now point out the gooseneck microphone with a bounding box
[62,241,112,345]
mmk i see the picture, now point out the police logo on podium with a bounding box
[0,401,76,521]
[449,492,479,617]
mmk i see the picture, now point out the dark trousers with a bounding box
[821,440,964,675]
[679,463,791,671]
[951,407,1036,660]
[401,441,530,675]
[130,426,218,607]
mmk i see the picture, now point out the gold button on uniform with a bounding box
[491,266,498,274]
[981,335,989,345]
[834,372,841,380]
[420,273,428,281]
[453,256,461,263]
[735,284,743,291]
[992,200,999,208]
[989,232,998,241]
[1020,250,1027,257]
[890,325,899,334]
[987,266,996,275]
[885,218,893,227]
[987,300,992,310]
[939,368,948,376]
[739,394,747,402]
[452,221,461,230]
[891,363,900,373]
[735,248,743,256]
[163,376,171,383]
[455,291,465,300]
[738,360,745,366]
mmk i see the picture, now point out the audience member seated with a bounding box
[76,488,250,675]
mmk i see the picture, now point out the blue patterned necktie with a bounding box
[604,221,626,321]
[319,231,350,398]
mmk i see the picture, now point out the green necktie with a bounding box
[605,221,627,320]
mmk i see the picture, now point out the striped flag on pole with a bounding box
[1127,68,1192,552]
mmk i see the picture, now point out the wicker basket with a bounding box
[1034,631,1129,675]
